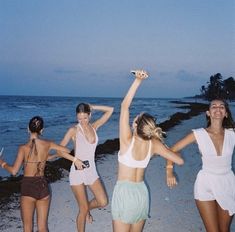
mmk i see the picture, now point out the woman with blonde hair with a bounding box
[111,70,184,232]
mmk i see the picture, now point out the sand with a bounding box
[1,114,235,232]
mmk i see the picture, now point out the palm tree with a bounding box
[223,77,235,99]
[206,73,224,100]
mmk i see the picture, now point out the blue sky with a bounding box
[0,0,234,98]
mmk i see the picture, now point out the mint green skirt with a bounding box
[111,180,149,224]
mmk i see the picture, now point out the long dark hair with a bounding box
[26,116,44,175]
[206,99,235,129]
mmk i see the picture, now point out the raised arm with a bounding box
[119,70,149,145]
[0,146,25,176]
[166,132,196,188]
[91,105,114,130]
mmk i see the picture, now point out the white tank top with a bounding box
[75,124,98,162]
[118,137,152,168]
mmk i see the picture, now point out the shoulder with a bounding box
[151,138,162,146]
[225,128,235,137]
[18,144,26,152]
[90,122,97,130]
[36,138,52,146]
[67,125,77,135]
[151,138,165,151]
[192,128,204,133]
[192,128,205,137]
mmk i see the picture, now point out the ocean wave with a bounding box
[16,105,38,109]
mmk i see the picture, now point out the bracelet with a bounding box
[1,162,7,168]
[73,157,78,163]
[166,165,173,169]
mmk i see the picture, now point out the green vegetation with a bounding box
[199,73,235,100]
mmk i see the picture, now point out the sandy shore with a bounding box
[1,113,235,232]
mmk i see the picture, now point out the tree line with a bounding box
[199,73,235,100]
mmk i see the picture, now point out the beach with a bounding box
[1,113,235,231]
[0,100,235,231]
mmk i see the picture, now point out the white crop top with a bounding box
[118,137,152,168]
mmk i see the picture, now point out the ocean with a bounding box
[0,95,234,177]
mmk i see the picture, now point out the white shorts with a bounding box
[194,170,235,216]
[194,170,215,201]
[69,164,99,186]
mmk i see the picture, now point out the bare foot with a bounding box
[86,212,93,224]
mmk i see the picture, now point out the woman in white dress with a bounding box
[166,99,235,232]
[60,103,114,232]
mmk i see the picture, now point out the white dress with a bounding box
[193,128,235,216]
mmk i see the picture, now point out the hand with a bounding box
[0,159,4,166]
[74,159,86,170]
[166,169,178,188]
[134,70,149,80]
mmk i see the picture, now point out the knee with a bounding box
[38,228,48,232]
[98,197,108,208]
[23,226,33,232]
[79,204,89,215]
[37,223,48,232]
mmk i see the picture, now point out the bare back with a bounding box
[118,136,151,182]
[22,139,52,176]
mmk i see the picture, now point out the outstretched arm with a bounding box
[0,146,24,176]
[120,70,149,145]
[152,139,184,165]
[91,105,114,130]
[166,132,196,188]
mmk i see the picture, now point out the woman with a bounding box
[0,116,81,232]
[59,103,114,232]
[111,70,184,232]
[166,99,235,231]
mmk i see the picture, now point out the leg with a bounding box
[216,201,233,232]
[20,196,36,232]
[71,184,89,232]
[87,179,108,222]
[130,220,146,232]
[195,200,220,232]
[112,220,131,232]
[88,178,108,210]
[36,195,50,232]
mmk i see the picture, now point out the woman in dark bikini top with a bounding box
[0,116,81,232]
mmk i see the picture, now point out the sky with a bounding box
[0,0,234,98]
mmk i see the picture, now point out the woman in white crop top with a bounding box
[59,103,114,232]
[111,70,184,232]
[166,99,235,232]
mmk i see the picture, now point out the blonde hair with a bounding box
[136,113,165,142]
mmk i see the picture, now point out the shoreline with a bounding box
[0,101,208,205]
